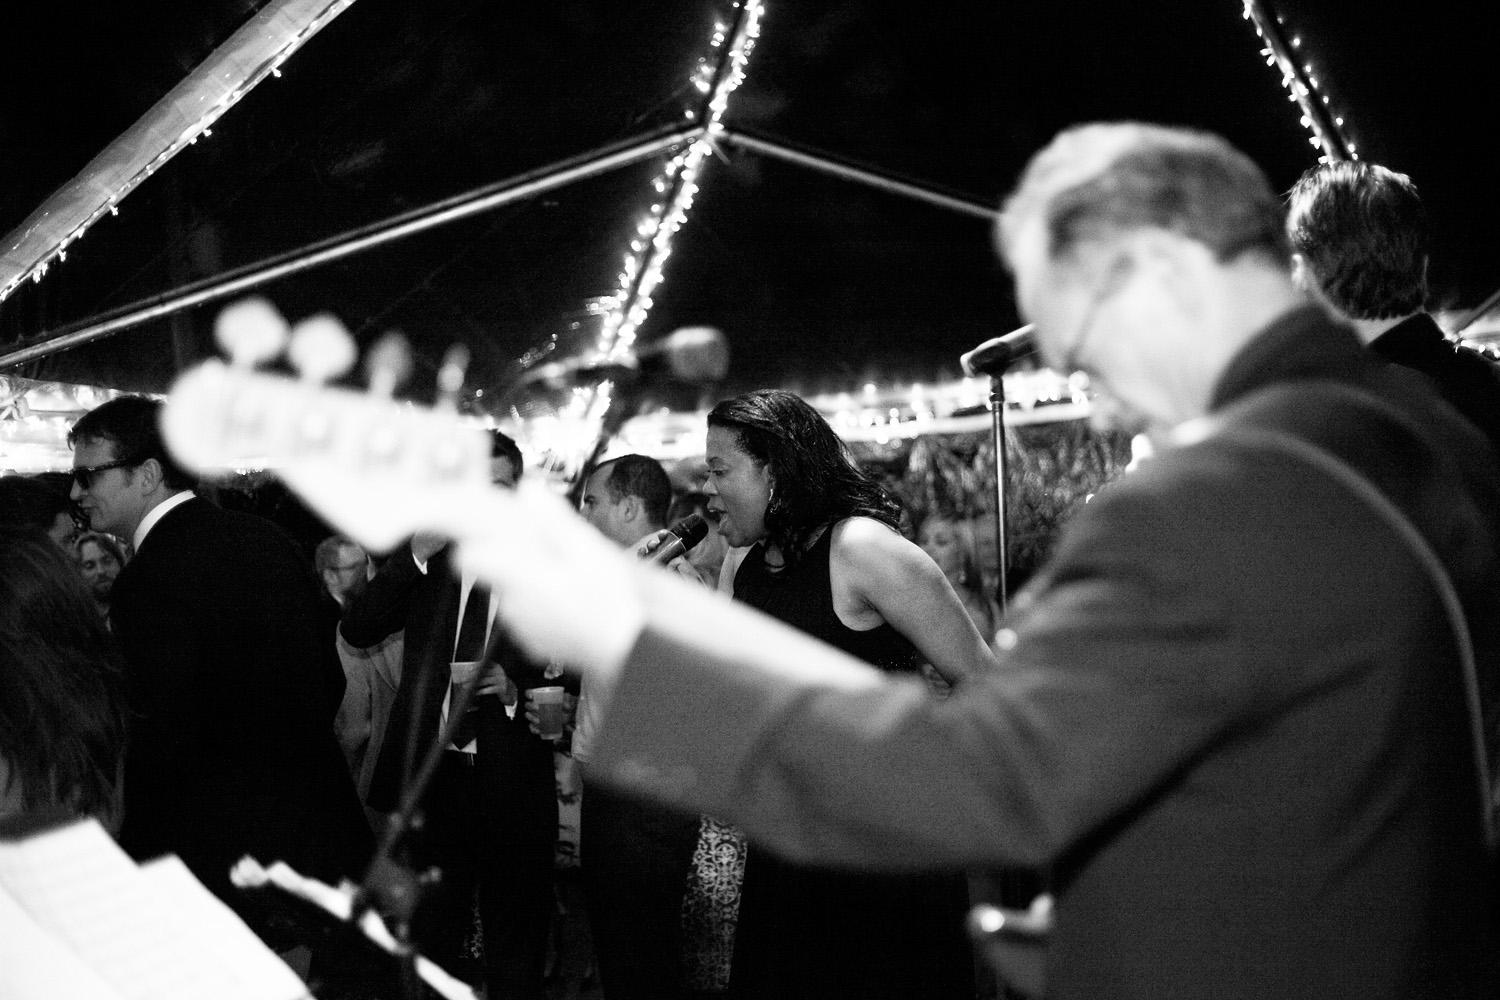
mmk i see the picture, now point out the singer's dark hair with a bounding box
[708,389,902,570]
[593,454,672,528]
[0,526,128,828]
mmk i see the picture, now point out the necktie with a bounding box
[449,582,490,746]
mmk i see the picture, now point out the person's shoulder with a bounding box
[829,514,904,548]
[830,515,938,579]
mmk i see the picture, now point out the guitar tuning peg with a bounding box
[215,297,289,367]
[435,343,471,410]
[365,331,413,399]
[288,314,357,384]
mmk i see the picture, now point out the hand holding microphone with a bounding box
[636,512,709,565]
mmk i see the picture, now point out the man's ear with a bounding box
[133,456,165,494]
[621,494,642,524]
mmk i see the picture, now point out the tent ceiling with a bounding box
[3,0,1497,409]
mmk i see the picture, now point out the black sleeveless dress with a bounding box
[728,525,974,1000]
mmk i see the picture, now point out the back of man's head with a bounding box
[597,454,672,529]
[68,396,196,492]
[314,535,356,576]
[491,429,523,475]
[0,475,71,532]
[996,122,1289,272]
[1285,161,1429,321]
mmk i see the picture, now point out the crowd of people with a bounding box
[2,122,1499,1000]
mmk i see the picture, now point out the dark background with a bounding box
[2,0,1495,413]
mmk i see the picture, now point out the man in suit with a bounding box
[574,454,703,1000]
[67,396,371,944]
[317,535,403,829]
[341,430,556,999]
[456,124,1500,998]
[1286,159,1500,458]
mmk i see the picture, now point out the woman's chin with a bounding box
[717,520,759,550]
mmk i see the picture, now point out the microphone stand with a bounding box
[349,624,507,1000]
[961,325,1034,615]
[987,374,1012,616]
[961,330,1053,954]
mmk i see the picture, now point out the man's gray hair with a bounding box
[996,122,1289,271]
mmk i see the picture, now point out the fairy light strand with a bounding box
[1240,0,1356,163]
[591,0,764,362]
[506,1,763,477]
[0,0,359,304]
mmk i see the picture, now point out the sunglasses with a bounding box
[72,457,142,490]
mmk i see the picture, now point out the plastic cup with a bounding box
[529,685,567,740]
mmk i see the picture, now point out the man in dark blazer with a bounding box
[457,125,1500,1000]
[67,396,371,944]
[341,430,556,999]
[1287,159,1500,459]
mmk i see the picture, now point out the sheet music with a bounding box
[140,856,310,1000]
[0,819,306,1000]
[0,879,127,1000]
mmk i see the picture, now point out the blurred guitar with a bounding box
[166,301,1049,998]
[162,300,493,555]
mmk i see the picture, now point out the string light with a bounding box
[1240,0,1355,164]
[1,0,359,304]
[0,375,135,471]
[610,368,1091,459]
[512,1,764,473]
[591,0,763,363]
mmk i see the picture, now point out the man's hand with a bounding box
[475,660,516,704]
[523,688,577,741]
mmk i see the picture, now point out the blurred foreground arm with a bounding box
[452,481,1233,873]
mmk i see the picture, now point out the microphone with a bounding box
[961,324,1036,377]
[516,327,730,389]
[642,326,730,383]
[648,513,709,564]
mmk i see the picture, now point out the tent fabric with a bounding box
[0,0,360,305]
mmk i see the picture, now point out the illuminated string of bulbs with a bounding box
[0,0,359,305]
[1240,0,1355,163]
[514,1,762,477]
[590,0,764,361]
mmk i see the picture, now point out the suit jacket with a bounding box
[590,307,1499,999]
[334,628,404,824]
[110,497,371,903]
[1370,311,1500,460]
[341,543,557,844]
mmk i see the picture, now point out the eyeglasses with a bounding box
[1058,258,1134,377]
[72,458,142,490]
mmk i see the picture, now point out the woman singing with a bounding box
[703,389,996,1000]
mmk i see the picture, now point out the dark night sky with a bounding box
[2,0,1496,410]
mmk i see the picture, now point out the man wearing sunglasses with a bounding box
[67,396,371,950]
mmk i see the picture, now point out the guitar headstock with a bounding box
[162,300,491,552]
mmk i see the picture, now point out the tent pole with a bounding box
[0,125,703,372]
[719,129,998,221]
[1454,287,1500,336]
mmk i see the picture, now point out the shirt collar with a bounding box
[134,491,195,552]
